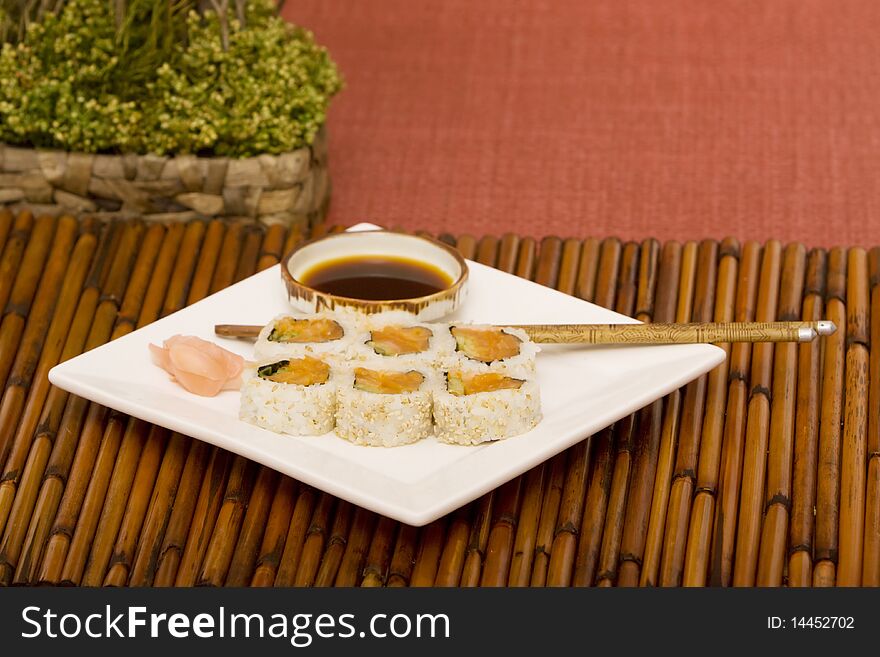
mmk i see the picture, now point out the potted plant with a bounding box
[0,0,342,227]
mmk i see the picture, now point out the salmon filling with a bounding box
[354,368,424,394]
[268,317,344,343]
[451,326,521,362]
[258,357,330,386]
[447,371,524,396]
[368,326,433,356]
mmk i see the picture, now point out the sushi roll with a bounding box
[254,312,362,363]
[239,356,337,435]
[446,324,539,377]
[335,363,435,447]
[353,310,456,367]
[434,369,541,445]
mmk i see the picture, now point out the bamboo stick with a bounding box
[0,215,79,469]
[76,222,187,586]
[195,457,258,586]
[544,237,602,587]
[709,241,762,586]
[16,221,145,584]
[455,235,477,261]
[160,220,206,317]
[157,223,274,587]
[274,486,316,586]
[186,220,226,303]
[459,494,492,587]
[0,221,120,583]
[480,478,521,586]
[507,237,565,586]
[41,411,124,585]
[756,244,806,586]
[75,419,149,585]
[179,224,264,586]
[70,224,180,586]
[224,467,279,587]
[496,234,520,275]
[612,239,666,588]
[556,238,583,296]
[250,477,297,587]
[386,524,417,587]
[596,414,637,587]
[595,241,642,587]
[640,241,701,585]
[680,238,737,586]
[0,214,57,393]
[157,225,246,587]
[126,433,189,586]
[526,455,565,586]
[137,222,186,326]
[410,517,448,587]
[0,212,34,316]
[457,233,531,586]
[258,224,287,272]
[838,248,869,586]
[430,232,505,587]
[546,440,590,586]
[658,241,718,586]
[572,237,623,586]
[314,500,353,587]
[787,249,826,586]
[361,515,396,587]
[102,425,170,586]
[434,506,472,587]
[507,463,547,586]
[733,240,783,586]
[863,248,880,585]
[0,227,96,550]
[335,508,376,587]
[93,221,203,587]
[0,209,14,259]
[475,235,499,270]
[282,222,305,259]
[813,247,847,586]
[617,241,683,586]
[292,492,335,586]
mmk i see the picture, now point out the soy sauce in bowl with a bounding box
[299,255,453,301]
[281,230,469,321]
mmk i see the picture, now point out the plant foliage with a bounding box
[0,0,341,156]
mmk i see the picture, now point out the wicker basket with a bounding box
[0,127,330,228]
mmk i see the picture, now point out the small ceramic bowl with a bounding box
[281,230,469,320]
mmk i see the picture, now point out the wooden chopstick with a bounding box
[214,320,835,344]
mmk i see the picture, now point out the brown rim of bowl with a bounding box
[280,230,470,308]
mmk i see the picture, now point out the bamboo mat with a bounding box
[0,209,876,587]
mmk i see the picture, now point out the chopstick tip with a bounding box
[816,320,836,336]
[798,327,818,342]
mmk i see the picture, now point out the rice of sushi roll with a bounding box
[445,324,539,377]
[434,369,541,445]
[239,356,337,435]
[351,310,455,367]
[335,362,435,447]
[254,312,362,363]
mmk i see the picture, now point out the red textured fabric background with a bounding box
[283,0,880,248]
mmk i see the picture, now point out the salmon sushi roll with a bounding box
[239,356,337,435]
[335,363,435,447]
[434,369,541,445]
[353,311,455,367]
[446,324,539,377]
[254,312,362,363]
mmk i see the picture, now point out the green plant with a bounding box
[0,0,341,156]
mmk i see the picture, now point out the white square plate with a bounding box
[49,224,725,526]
